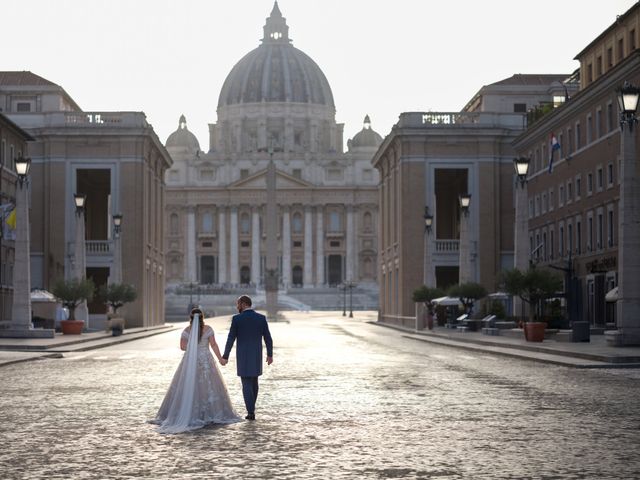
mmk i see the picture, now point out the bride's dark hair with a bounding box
[189,307,205,341]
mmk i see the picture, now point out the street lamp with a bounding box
[74,193,86,213]
[617,81,640,130]
[342,283,347,316]
[14,156,31,186]
[111,213,123,284]
[459,194,471,215]
[609,81,640,346]
[113,213,123,237]
[424,206,433,233]
[513,157,530,187]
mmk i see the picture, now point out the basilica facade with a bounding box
[164,4,381,292]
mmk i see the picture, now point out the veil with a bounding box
[158,314,201,434]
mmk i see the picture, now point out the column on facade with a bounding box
[346,205,355,282]
[251,207,260,285]
[229,207,239,285]
[185,207,197,282]
[316,205,324,286]
[611,125,640,345]
[513,182,529,317]
[458,211,471,284]
[303,207,314,286]
[282,206,291,288]
[218,207,227,284]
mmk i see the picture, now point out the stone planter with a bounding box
[60,320,84,335]
[524,322,546,342]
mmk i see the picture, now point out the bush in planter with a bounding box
[500,267,563,324]
[448,282,488,316]
[98,283,137,334]
[412,285,445,315]
[51,278,95,321]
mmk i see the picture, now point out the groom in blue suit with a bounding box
[221,295,273,420]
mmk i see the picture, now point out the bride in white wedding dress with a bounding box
[151,307,241,433]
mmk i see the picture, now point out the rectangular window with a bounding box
[16,102,31,112]
[576,220,582,254]
[567,127,573,155]
[550,229,555,260]
[576,123,581,149]
[631,29,637,50]
[587,115,593,143]
[559,184,565,206]
[596,56,603,77]
[240,169,249,179]
[587,64,593,83]
[597,166,604,191]
[607,163,614,187]
[588,216,593,251]
[575,175,582,199]
[607,47,613,67]
[549,188,554,210]
[608,208,614,247]
[513,103,527,113]
[542,192,547,214]
[596,109,602,138]
[543,231,548,261]
[292,169,302,179]
[619,38,625,61]
[568,223,573,256]
[597,213,603,249]
[587,173,593,195]
[560,225,565,257]
[607,103,614,132]
[567,181,573,202]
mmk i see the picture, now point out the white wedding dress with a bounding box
[151,316,241,433]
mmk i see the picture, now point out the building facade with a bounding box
[164,4,380,295]
[373,75,574,327]
[514,3,640,339]
[0,72,171,328]
[0,113,34,327]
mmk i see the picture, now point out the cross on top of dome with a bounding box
[262,1,291,44]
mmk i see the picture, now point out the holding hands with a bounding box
[219,358,228,366]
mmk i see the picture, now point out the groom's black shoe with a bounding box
[245,413,256,420]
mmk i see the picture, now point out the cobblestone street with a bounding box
[1,312,639,479]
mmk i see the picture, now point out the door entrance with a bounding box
[328,255,342,286]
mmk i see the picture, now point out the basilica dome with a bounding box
[349,115,383,150]
[217,3,334,110]
[166,115,200,152]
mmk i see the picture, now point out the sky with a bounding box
[2,0,637,150]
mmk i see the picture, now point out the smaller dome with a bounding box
[166,115,200,152]
[349,115,383,150]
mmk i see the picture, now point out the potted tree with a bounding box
[448,282,488,313]
[51,278,95,334]
[500,267,563,342]
[412,285,444,330]
[98,283,137,336]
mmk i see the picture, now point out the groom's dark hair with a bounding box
[238,295,252,307]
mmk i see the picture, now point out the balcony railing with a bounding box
[397,112,526,129]
[85,240,113,255]
[435,239,459,253]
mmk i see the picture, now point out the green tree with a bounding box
[448,282,488,315]
[500,267,563,323]
[98,283,138,315]
[412,285,445,315]
[52,278,95,320]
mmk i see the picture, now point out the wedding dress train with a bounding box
[151,316,241,433]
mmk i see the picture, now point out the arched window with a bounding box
[292,212,303,233]
[240,213,250,234]
[170,213,179,234]
[363,212,372,231]
[329,211,341,232]
[202,212,213,233]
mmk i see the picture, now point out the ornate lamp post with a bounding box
[1,157,53,337]
[513,156,531,320]
[111,213,123,284]
[608,81,640,345]
[73,193,89,327]
[458,194,472,284]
